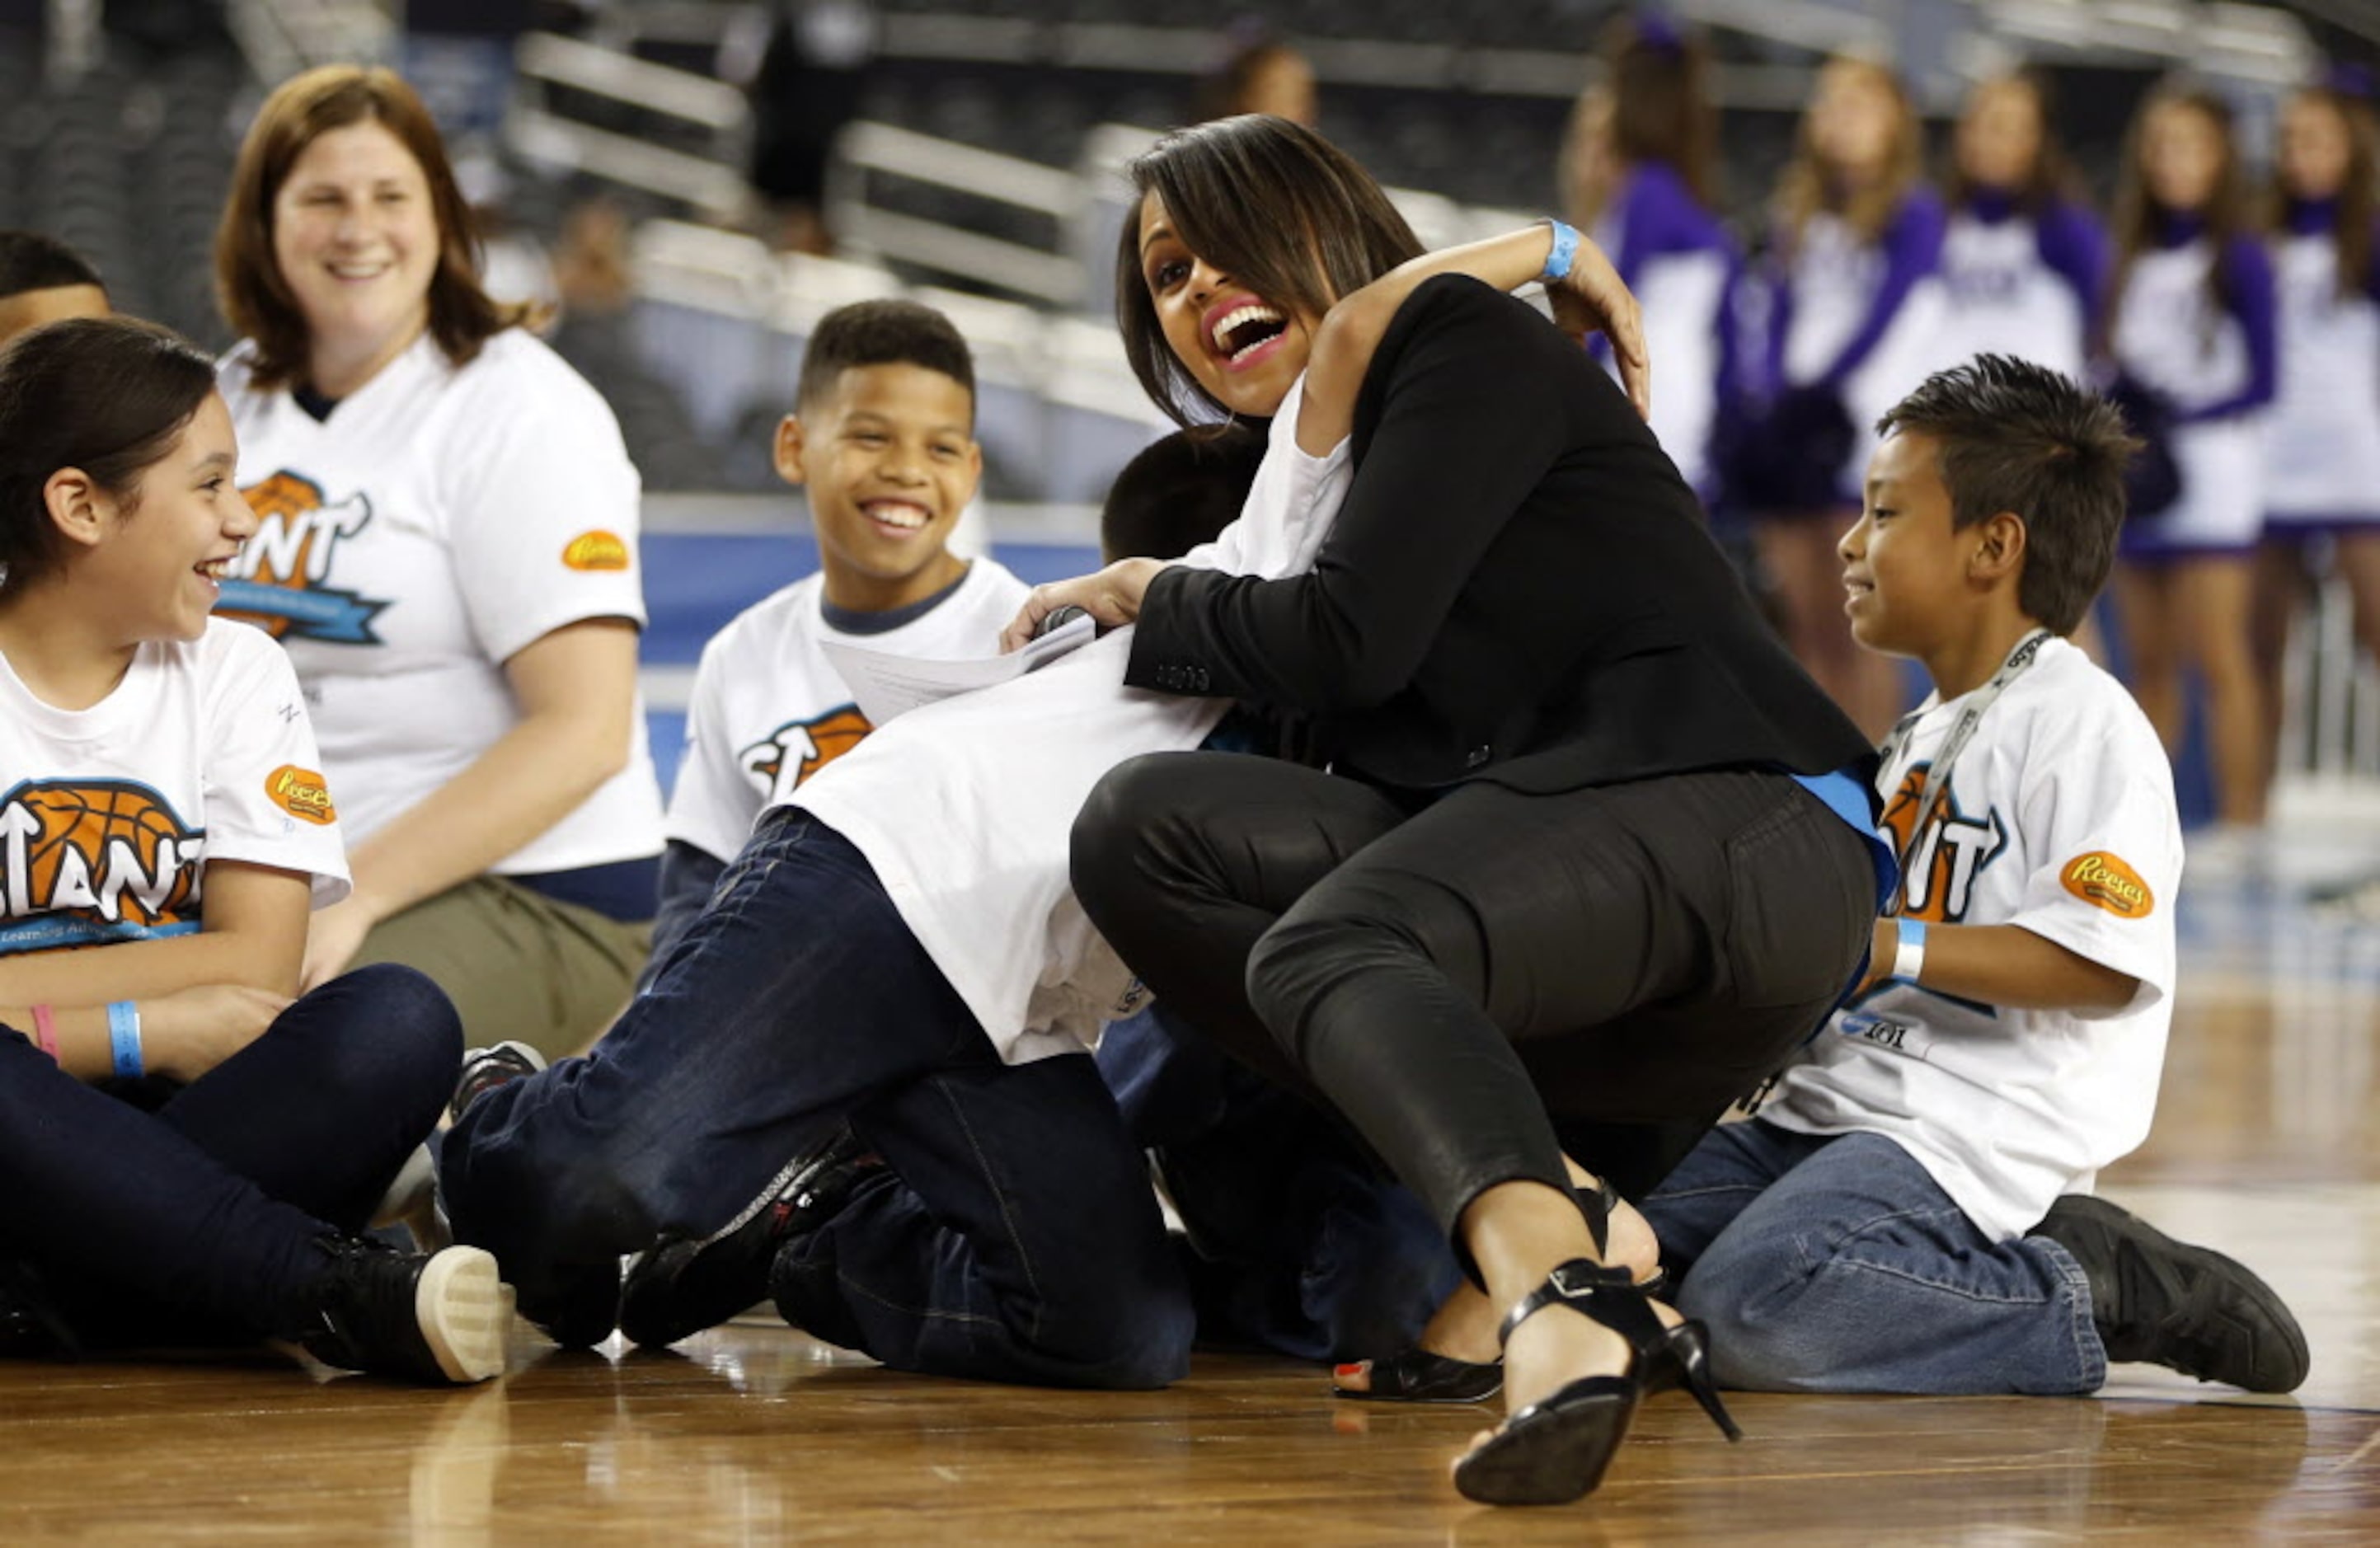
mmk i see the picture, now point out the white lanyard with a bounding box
[1875,627,2051,912]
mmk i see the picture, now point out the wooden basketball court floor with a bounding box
[3,873,2376,1543]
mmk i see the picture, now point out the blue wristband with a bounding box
[1540,218,1581,284]
[107,1001,143,1080]
[1891,918,1929,983]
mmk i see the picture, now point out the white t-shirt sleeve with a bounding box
[2002,710,2180,1015]
[200,624,352,908]
[443,343,648,665]
[663,631,764,863]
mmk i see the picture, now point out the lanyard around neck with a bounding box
[1876,627,2052,911]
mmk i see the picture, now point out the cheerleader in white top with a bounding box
[1561,15,1735,504]
[2102,82,2278,833]
[1931,73,2105,387]
[213,68,663,1061]
[1746,56,1946,736]
[2254,80,2380,746]
[0,318,500,1383]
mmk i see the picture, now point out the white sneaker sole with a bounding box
[415,1247,509,1384]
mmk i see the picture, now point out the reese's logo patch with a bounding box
[266,765,336,826]
[2062,851,2152,918]
[562,530,631,571]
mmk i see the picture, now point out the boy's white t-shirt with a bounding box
[216,330,664,873]
[1764,638,2182,1241]
[791,377,1352,1064]
[0,618,349,959]
[666,559,1031,862]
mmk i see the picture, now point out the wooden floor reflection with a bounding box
[2,879,2377,1543]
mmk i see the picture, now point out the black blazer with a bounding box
[1128,275,1875,795]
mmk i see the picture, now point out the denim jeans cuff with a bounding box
[2031,1235,2109,1391]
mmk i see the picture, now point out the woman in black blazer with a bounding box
[1022,116,1885,1506]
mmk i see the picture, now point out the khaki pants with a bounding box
[351,875,650,1062]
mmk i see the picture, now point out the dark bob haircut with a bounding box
[1115,115,1422,426]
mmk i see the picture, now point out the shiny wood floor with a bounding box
[3,872,2377,1543]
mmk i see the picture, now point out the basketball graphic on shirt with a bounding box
[740,707,874,805]
[214,469,388,645]
[0,779,203,947]
[1880,762,2006,923]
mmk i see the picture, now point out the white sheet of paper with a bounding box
[819,612,1098,725]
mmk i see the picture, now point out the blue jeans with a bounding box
[1096,1008,1458,1362]
[439,808,1194,1390]
[0,964,459,1348]
[1641,1119,2104,1394]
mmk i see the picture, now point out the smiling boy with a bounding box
[1641,354,2307,1397]
[641,300,1028,978]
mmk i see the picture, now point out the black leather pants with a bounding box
[1073,753,1875,1245]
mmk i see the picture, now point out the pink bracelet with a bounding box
[29,1004,59,1062]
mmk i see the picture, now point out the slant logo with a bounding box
[739,706,873,806]
[0,779,204,952]
[214,470,387,644]
[2062,851,2152,917]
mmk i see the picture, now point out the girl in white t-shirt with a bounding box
[0,317,502,1383]
[213,66,664,1061]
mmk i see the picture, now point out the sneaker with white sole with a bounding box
[289,1236,509,1385]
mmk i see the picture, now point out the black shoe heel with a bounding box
[1655,1321,1743,1441]
[1454,1260,1744,1506]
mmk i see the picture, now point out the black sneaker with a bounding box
[518,1258,623,1351]
[289,1236,509,1384]
[618,1124,880,1349]
[450,1041,546,1124]
[2035,1195,2310,1394]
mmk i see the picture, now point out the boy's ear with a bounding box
[43,467,111,551]
[772,415,808,486]
[1969,510,2027,584]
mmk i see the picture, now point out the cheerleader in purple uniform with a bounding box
[1748,56,1945,737]
[2102,82,2277,839]
[2254,79,2380,761]
[1561,15,1735,504]
[1932,73,2105,386]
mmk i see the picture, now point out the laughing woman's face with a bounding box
[1137,193,1323,420]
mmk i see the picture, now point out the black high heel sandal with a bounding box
[1453,1258,1742,1507]
[1335,1178,1666,1406]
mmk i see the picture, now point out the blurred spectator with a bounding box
[1561,14,1731,504]
[721,0,880,255]
[0,231,109,345]
[403,0,533,148]
[1196,24,1317,127]
[2101,81,2275,853]
[1932,72,2102,385]
[2255,75,2380,798]
[1735,54,1943,738]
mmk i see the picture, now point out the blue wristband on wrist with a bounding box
[1540,218,1581,284]
[1890,918,1929,983]
[107,1001,143,1080]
